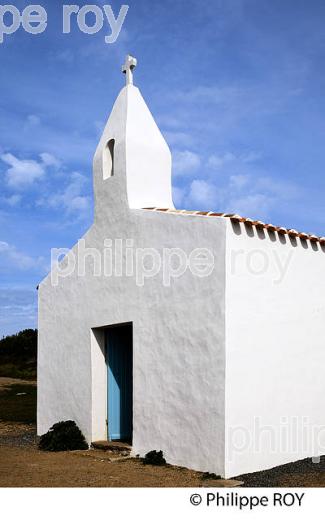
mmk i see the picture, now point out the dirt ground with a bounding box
[1,377,325,487]
[0,377,236,487]
[0,441,230,488]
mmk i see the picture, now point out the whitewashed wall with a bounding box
[225,219,325,478]
[38,211,226,474]
[40,76,325,479]
[38,82,227,476]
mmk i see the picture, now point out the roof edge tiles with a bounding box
[141,207,324,245]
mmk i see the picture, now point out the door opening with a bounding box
[106,324,133,442]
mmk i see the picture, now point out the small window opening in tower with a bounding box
[103,139,115,179]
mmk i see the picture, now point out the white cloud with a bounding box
[0,241,45,271]
[230,174,250,190]
[177,176,277,216]
[1,153,45,189]
[186,180,219,209]
[172,186,185,207]
[207,151,261,171]
[173,150,201,176]
[207,152,236,170]
[1,151,89,220]
[38,172,90,217]
[228,193,273,219]
[1,152,61,189]
[172,146,300,218]
[0,242,9,252]
[39,152,61,168]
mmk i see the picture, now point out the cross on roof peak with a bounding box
[122,55,137,86]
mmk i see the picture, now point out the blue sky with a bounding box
[1,0,325,336]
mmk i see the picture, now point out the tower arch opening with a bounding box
[103,138,115,179]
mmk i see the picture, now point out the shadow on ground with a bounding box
[237,456,325,487]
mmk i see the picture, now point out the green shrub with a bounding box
[39,420,88,451]
[143,450,166,466]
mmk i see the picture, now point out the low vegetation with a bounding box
[0,329,37,380]
[201,471,221,480]
[39,420,89,452]
[143,450,166,466]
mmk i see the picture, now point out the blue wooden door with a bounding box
[106,325,133,441]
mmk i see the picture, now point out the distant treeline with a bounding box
[0,329,37,380]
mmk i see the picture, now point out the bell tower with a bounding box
[93,55,174,219]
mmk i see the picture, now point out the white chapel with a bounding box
[38,56,325,478]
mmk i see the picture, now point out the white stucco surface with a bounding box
[38,68,325,478]
[38,81,227,476]
[38,211,227,473]
[93,84,174,211]
[225,219,325,477]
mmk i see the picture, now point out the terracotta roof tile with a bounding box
[265,223,277,232]
[141,208,323,245]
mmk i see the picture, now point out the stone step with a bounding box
[91,440,132,453]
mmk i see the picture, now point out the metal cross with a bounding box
[122,55,137,86]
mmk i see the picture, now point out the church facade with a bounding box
[38,56,325,478]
